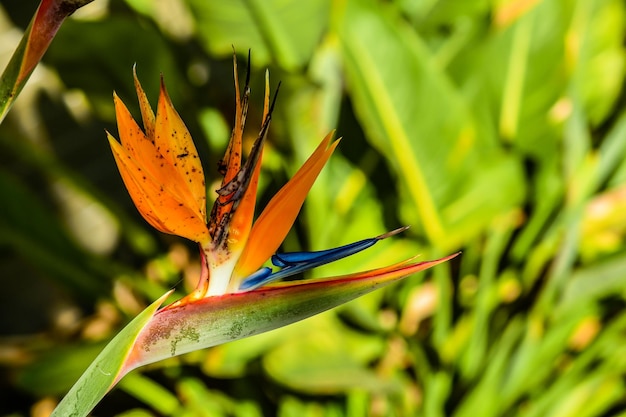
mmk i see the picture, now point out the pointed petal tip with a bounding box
[403,250,461,265]
[376,225,410,240]
[105,130,117,143]
[268,81,281,116]
[325,130,341,148]
[438,251,462,262]
[159,74,167,93]
[132,65,140,83]
[132,65,142,88]
[112,91,123,107]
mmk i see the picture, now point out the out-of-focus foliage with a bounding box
[0,0,625,416]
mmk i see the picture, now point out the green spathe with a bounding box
[50,254,456,417]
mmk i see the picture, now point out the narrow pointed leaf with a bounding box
[50,291,172,417]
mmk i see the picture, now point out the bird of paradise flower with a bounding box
[51,53,458,417]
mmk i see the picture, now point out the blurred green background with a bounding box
[1,0,626,415]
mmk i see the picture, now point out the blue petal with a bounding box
[239,267,272,289]
[240,227,409,291]
[271,237,378,267]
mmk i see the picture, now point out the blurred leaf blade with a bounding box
[187,0,331,70]
[335,0,525,250]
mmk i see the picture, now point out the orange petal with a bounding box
[234,131,340,277]
[209,52,251,242]
[154,78,207,222]
[221,51,248,185]
[133,66,156,139]
[209,66,279,260]
[108,133,210,243]
[223,148,262,252]
[108,134,168,234]
[224,70,270,252]
[114,93,195,209]
[113,92,152,158]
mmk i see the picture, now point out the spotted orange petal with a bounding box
[208,52,252,248]
[225,71,270,253]
[154,78,207,222]
[221,52,248,186]
[107,133,209,243]
[113,93,199,215]
[133,66,156,139]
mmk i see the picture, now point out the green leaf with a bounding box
[117,372,181,415]
[50,291,172,417]
[263,318,389,394]
[0,169,110,300]
[187,0,331,70]
[569,0,626,126]
[15,342,106,396]
[334,0,524,250]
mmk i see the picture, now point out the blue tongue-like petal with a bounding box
[239,227,409,291]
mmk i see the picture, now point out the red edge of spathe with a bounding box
[158,251,461,311]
